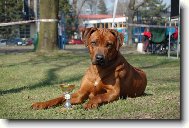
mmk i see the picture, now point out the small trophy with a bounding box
[60,84,75,109]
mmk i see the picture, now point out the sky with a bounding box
[163,0,171,6]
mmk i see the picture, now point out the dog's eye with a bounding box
[106,43,113,48]
[91,41,96,46]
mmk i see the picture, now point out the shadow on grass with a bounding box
[0,59,85,96]
[1,53,89,68]
[0,53,179,96]
[142,93,153,97]
[139,60,175,69]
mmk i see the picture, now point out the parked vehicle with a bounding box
[25,38,34,45]
[68,39,83,45]
[0,39,7,46]
[7,38,25,46]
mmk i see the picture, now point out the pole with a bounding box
[177,3,180,59]
[168,20,171,58]
[33,0,40,32]
[112,0,118,28]
[177,18,180,58]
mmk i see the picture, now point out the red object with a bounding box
[173,27,178,40]
[26,40,33,45]
[68,39,83,44]
[143,31,152,38]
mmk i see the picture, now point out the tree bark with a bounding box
[127,10,135,46]
[37,0,59,52]
[127,0,135,45]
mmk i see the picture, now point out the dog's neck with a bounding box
[88,52,126,87]
[90,52,125,87]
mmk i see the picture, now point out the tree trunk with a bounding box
[127,0,135,46]
[127,11,134,45]
[37,0,59,52]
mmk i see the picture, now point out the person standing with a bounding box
[143,28,152,52]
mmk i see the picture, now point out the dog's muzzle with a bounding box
[94,54,105,66]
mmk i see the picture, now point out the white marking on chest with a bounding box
[94,81,99,87]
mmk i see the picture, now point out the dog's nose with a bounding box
[95,54,105,65]
[96,54,104,61]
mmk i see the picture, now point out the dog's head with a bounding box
[82,27,124,66]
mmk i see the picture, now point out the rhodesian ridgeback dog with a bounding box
[32,27,147,109]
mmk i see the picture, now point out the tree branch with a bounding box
[135,0,147,10]
[76,0,87,17]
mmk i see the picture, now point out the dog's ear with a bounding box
[109,29,124,50]
[81,27,97,47]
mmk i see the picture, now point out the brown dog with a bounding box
[32,27,147,109]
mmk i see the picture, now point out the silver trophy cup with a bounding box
[60,84,75,109]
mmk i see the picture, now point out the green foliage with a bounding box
[139,0,169,25]
[59,0,77,39]
[0,0,23,38]
[97,0,107,14]
[0,0,23,22]
[59,0,71,14]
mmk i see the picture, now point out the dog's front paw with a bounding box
[31,102,49,110]
[83,102,98,109]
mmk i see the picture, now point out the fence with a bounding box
[0,19,180,58]
[130,22,180,59]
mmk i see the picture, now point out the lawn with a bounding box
[0,46,180,119]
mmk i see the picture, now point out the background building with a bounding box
[21,0,39,39]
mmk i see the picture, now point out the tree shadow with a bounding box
[141,93,153,97]
[0,59,85,96]
[139,60,174,69]
[1,53,89,68]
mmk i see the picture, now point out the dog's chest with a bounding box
[88,71,117,88]
[87,66,119,86]
[89,80,107,98]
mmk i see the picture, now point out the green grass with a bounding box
[0,50,180,119]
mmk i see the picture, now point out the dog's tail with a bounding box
[32,96,65,109]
